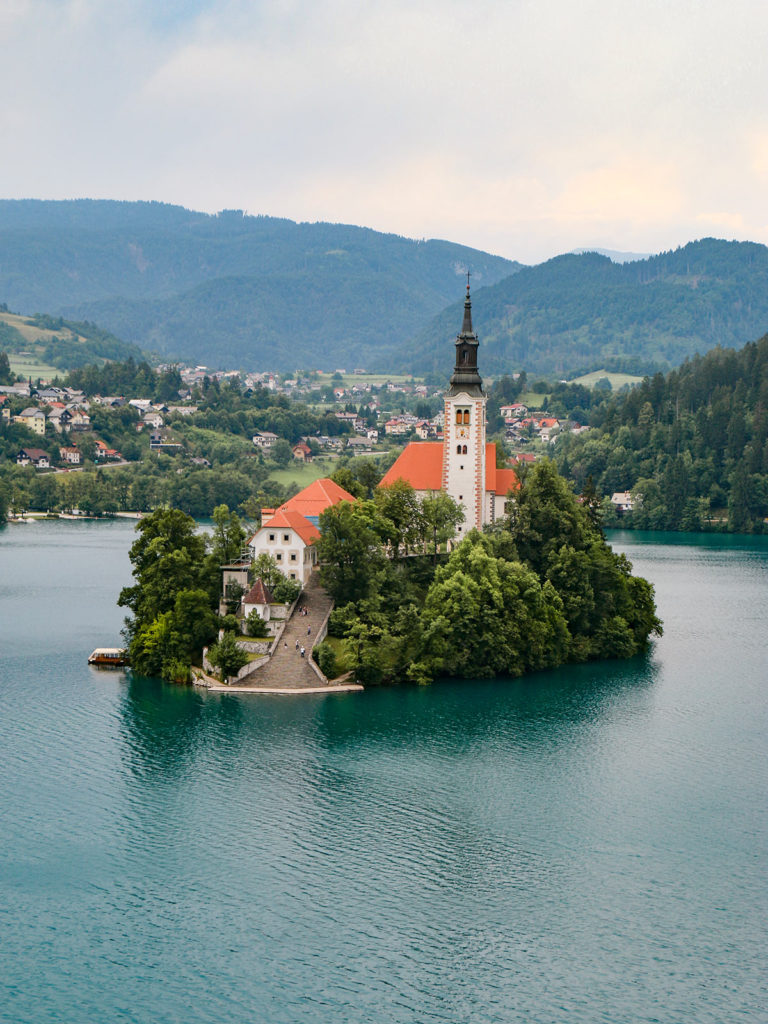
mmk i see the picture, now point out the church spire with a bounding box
[461,272,473,335]
[447,275,483,397]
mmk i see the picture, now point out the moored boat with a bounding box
[88,647,128,667]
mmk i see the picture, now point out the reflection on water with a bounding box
[1,521,766,1024]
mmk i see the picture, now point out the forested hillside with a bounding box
[408,239,768,379]
[0,307,142,374]
[556,335,768,532]
[0,200,518,372]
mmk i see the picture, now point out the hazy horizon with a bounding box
[1,1,766,264]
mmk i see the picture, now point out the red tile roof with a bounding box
[262,508,321,546]
[494,468,519,494]
[381,442,518,496]
[379,443,443,490]
[243,578,274,605]
[278,477,356,518]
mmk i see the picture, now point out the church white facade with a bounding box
[381,282,517,532]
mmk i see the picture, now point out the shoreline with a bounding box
[6,510,144,523]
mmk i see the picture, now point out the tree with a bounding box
[317,500,388,603]
[272,576,301,604]
[421,493,464,562]
[373,480,424,558]
[211,504,246,562]
[0,351,12,385]
[208,631,249,681]
[270,439,292,466]
[420,532,570,679]
[251,553,284,591]
[119,508,213,680]
[245,609,270,638]
[119,507,208,624]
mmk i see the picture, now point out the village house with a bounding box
[538,417,560,443]
[68,409,91,432]
[149,431,182,452]
[35,387,66,404]
[14,407,46,435]
[59,446,81,465]
[292,442,312,462]
[95,440,122,460]
[17,447,50,468]
[48,407,72,432]
[252,430,278,450]
[384,418,411,436]
[500,403,528,418]
[610,491,635,514]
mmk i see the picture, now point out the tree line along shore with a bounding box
[116,461,662,688]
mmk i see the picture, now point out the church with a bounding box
[380,281,517,537]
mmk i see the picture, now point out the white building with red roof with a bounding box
[247,477,357,585]
[380,281,517,537]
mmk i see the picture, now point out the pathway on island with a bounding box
[232,571,354,691]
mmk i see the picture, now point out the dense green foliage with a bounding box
[0,199,517,371]
[320,464,661,685]
[408,240,768,378]
[556,335,768,532]
[118,506,245,681]
[0,349,14,383]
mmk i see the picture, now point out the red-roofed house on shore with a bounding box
[379,281,517,537]
[248,477,357,585]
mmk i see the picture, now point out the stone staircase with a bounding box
[237,571,336,690]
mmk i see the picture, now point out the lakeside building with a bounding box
[248,478,357,584]
[380,283,517,537]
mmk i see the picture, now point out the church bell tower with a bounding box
[442,277,487,533]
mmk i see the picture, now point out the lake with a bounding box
[0,520,766,1023]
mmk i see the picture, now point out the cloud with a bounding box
[1,0,768,261]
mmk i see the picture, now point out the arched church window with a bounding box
[456,445,461,454]
[462,445,467,454]
[455,409,462,425]
[463,410,470,425]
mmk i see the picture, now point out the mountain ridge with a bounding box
[0,199,519,370]
[406,239,768,379]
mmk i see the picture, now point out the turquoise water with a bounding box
[1,520,766,1023]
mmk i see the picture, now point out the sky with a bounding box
[1,0,767,264]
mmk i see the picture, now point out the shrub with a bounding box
[272,577,301,604]
[245,609,269,638]
[315,641,337,679]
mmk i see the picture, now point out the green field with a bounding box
[316,371,420,388]
[518,392,548,408]
[9,355,60,379]
[265,456,341,489]
[570,370,644,389]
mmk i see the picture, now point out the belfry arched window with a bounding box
[455,409,462,425]
[456,445,462,454]
[462,445,468,454]
[463,410,470,425]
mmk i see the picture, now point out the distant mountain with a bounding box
[0,200,519,371]
[571,247,651,263]
[405,240,768,379]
